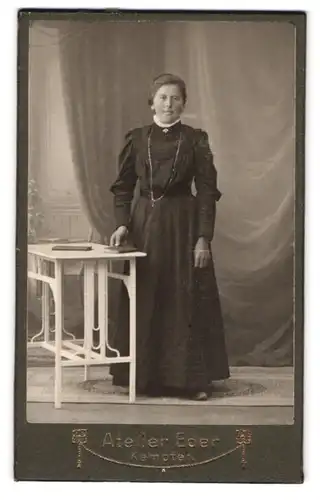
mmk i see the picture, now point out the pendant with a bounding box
[163,128,169,134]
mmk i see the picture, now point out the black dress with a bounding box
[110,121,229,394]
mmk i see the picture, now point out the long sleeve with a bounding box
[110,130,138,228]
[194,130,222,241]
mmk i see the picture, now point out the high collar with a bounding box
[151,119,182,139]
[153,115,181,129]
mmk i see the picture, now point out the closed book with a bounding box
[104,245,137,253]
[52,245,92,251]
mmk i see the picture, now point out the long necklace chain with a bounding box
[147,131,182,207]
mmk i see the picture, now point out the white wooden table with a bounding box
[27,243,146,408]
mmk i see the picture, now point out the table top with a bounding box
[28,243,146,261]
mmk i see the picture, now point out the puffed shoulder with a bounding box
[193,128,214,160]
[122,127,147,148]
[120,128,141,155]
[193,128,210,144]
[122,129,135,142]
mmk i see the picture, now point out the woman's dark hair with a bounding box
[148,73,187,106]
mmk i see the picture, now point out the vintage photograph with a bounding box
[26,16,297,427]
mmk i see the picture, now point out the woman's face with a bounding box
[151,84,185,124]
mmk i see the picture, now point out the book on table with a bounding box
[104,245,138,254]
[51,244,93,251]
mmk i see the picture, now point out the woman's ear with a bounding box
[150,104,155,111]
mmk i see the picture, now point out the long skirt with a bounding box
[110,193,230,393]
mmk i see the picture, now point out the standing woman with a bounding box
[110,73,229,401]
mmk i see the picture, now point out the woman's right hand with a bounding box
[109,226,129,247]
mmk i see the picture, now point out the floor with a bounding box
[27,363,294,425]
[27,401,294,425]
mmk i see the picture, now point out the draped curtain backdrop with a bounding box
[54,20,295,366]
[58,20,165,240]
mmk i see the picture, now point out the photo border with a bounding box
[15,9,305,483]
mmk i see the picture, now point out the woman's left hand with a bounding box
[194,237,211,268]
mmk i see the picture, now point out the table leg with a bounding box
[98,261,106,359]
[54,261,63,409]
[128,258,137,403]
[29,257,50,343]
[43,260,50,343]
[83,262,95,381]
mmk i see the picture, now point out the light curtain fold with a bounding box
[58,20,165,241]
[57,21,119,241]
[163,21,295,365]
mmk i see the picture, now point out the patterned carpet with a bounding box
[27,361,294,407]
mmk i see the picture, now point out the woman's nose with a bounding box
[164,98,173,108]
